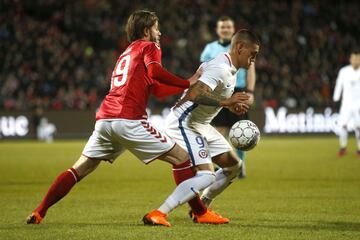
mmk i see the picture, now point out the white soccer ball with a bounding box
[229,120,260,151]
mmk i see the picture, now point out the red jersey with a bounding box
[96,40,163,120]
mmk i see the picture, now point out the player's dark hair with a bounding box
[218,16,234,23]
[231,29,260,48]
[125,10,158,42]
[350,48,360,55]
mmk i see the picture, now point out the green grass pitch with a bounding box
[1,136,360,240]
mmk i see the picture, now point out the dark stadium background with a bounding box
[0,0,359,138]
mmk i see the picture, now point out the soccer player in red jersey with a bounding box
[25,10,189,224]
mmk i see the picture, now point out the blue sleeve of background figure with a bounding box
[235,69,247,89]
[200,44,212,62]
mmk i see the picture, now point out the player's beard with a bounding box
[150,35,160,45]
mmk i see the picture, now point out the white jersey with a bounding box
[333,65,360,107]
[165,53,237,166]
[172,53,237,125]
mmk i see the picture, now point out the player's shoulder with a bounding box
[205,40,221,49]
[202,54,232,79]
[207,53,231,69]
[339,65,351,72]
[208,40,219,46]
[134,40,161,51]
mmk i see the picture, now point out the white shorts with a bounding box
[82,119,175,164]
[339,105,360,128]
[166,111,232,167]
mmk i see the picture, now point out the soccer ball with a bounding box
[229,120,260,151]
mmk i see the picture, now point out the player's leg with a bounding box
[144,144,218,225]
[171,159,208,216]
[157,143,215,210]
[338,125,348,156]
[201,150,242,207]
[164,118,230,224]
[212,107,247,178]
[236,148,246,178]
[153,163,215,209]
[109,119,207,226]
[337,107,350,156]
[138,118,229,225]
[196,125,242,208]
[26,156,101,224]
[164,111,211,215]
[353,105,360,156]
[355,127,360,156]
[231,110,248,178]
[27,120,122,224]
[165,151,230,224]
[142,152,217,226]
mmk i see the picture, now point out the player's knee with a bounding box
[72,155,100,179]
[168,144,190,164]
[194,170,216,191]
[223,161,242,181]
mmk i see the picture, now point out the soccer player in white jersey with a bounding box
[163,30,260,223]
[333,49,360,156]
[200,16,257,179]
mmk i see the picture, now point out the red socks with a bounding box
[35,162,207,218]
[172,160,207,215]
[35,168,79,217]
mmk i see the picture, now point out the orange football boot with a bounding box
[192,209,229,224]
[337,148,347,157]
[26,212,43,224]
[143,210,171,227]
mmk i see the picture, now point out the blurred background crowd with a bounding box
[1,0,359,111]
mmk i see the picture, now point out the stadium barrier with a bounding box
[0,107,348,139]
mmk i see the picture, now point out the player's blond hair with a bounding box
[125,10,158,42]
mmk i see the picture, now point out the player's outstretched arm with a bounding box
[147,63,200,88]
[174,81,223,107]
[151,82,185,99]
[246,62,256,105]
[175,81,249,114]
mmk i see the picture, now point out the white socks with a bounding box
[355,128,360,150]
[201,162,242,207]
[339,126,348,149]
[158,170,215,214]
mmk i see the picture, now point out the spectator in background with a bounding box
[0,1,359,112]
[32,107,56,142]
[37,117,56,143]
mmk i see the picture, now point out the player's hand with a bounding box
[246,92,254,106]
[220,92,249,107]
[227,102,249,115]
[188,67,202,87]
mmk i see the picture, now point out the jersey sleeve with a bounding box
[151,81,185,99]
[200,44,212,62]
[198,64,227,90]
[235,69,247,89]
[144,43,162,67]
[333,68,344,102]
